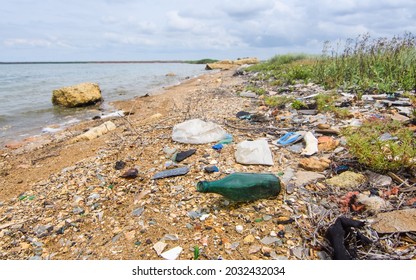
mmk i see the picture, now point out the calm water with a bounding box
[0,63,206,145]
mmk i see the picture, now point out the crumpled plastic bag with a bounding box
[235,139,274,165]
[172,119,227,144]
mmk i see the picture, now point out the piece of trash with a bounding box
[152,166,190,179]
[216,134,233,144]
[120,168,138,179]
[175,149,196,162]
[196,172,281,202]
[236,111,251,120]
[301,132,318,156]
[365,170,392,187]
[325,216,369,260]
[356,193,390,212]
[212,143,223,150]
[172,119,227,144]
[378,132,399,142]
[275,131,306,146]
[161,246,182,260]
[334,165,349,174]
[239,91,257,98]
[235,139,274,166]
[204,165,219,173]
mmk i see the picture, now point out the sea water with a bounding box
[0,63,207,145]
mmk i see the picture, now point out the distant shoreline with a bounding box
[0,60,189,65]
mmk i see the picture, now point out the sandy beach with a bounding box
[1,68,292,260]
[1,65,415,261]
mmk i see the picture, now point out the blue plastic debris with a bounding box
[212,143,223,150]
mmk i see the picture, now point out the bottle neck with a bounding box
[196,181,210,193]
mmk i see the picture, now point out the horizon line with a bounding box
[0,60,198,65]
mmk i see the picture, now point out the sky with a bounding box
[0,0,415,62]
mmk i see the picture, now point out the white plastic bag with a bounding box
[235,139,274,165]
[172,119,227,144]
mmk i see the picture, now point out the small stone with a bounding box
[317,123,330,129]
[372,209,416,233]
[365,171,392,187]
[291,246,304,259]
[20,242,31,250]
[132,207,145,217]
[248,245,261,254]
[260,236,280,245]
[262,215,273,221]
[73,207,85,215]
[114,161,126,170]
[317,136,339,152]
[294,171,325,187]
[124,230,135,241]
[120,168,138,179]
[153,241,167,256]
[298,157,330,172]
[261,246,273,256]
[243,234,255,244]
[235,225,244,234]
[163,234,179,241]
[33,225,53,238]
[325,171,367,189]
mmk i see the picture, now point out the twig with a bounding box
[388,172,412,188]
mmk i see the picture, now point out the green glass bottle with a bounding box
[196,173,281,202]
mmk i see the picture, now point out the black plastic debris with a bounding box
[175,149,196,162]
[236,111,251,120]
[325,216,371,260]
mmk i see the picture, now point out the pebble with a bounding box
[235,225,244,234]
[153,241,167,256]
[260,236,280,245]
[132,207,145,217]
[325,171,367,189]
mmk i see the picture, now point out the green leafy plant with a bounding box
[291,99,307,110]
[193,245,200,260]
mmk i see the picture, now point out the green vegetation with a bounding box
[246,33,416,173]
[244,85,267,95]
[264,95,294,107]
[247,53,315,85]
[247,32,416,93]
[313,93,352,119]
[342,120,416,172]
[186,58,219,64]
[193,245,200,260]
[314,32,416,92]
[291,99,307,109]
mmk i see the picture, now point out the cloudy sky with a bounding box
[1,0,415,61]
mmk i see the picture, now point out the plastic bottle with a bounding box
[196,173,281,202]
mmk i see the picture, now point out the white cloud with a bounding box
[3,37,71,48]
[1,0,416,61]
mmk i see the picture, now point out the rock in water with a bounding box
[52,82,102,107]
